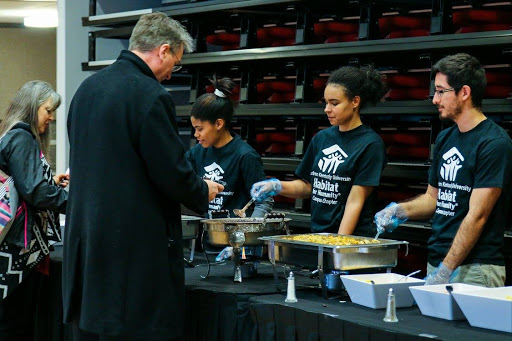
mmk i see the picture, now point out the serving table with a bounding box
[40,246,511,341]
[250,290,512,341]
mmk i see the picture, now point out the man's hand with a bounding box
[250,178,282,201]
[374,202,408,234]
[424,263,456,285]
[204,179,224,202]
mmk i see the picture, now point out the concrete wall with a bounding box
[0,27,56,117]
[56,0,92,174]
[0,27,57,169]
[55,0,162,173]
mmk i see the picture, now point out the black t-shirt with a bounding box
[428,119,512,266]
[296,125,386,236]
[186,134,267,217]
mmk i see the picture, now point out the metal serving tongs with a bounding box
[233,197,256,218]
[374,223,384,240]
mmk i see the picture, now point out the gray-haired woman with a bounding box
[0,80,68,340]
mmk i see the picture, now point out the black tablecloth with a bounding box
[36,245,72,341]
[43,248,512,341]
[185,258,320,293]
[184,257,320,341]
[250,290,512,341]
[44,247,321,341]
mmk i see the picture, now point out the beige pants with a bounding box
[427,262,506,287]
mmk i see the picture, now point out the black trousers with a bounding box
[0,271,41,341]
[72,321,182,341]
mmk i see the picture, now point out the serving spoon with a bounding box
[233,197,256,218]
[397,269,421,282]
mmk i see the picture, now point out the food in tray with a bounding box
[281,234,380,245]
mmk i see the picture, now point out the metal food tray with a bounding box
[201,214,291,247]
[181,215,202,263]
[260,233,409,271]
[260,233,409,298]
[181,215,202,240]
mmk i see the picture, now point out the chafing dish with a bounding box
[181,215,202,262]
[260,233,409,297]
[201,214,291,247]
[201,212,291,282]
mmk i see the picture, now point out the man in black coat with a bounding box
[63,13,223,341]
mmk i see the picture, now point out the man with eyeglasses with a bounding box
[64,12,223,341]
[375,53,512,287]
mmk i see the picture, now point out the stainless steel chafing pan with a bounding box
[181,215,202,263]
[260,233,409,298]
[201,213,291,247]
[260,233,408,271]
[181,215,202,240]
[200,212,291,282]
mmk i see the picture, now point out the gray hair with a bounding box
[0,80,61,153]
[129,12,194,53]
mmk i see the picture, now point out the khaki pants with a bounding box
[427,262,506,287]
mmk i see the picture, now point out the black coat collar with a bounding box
[117,50,157,81]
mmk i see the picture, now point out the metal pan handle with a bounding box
[208,209,230,219]
[262,212,286,227]
[263,212,289,234]
[263,212,285,222]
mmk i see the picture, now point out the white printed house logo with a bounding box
[440,147,464,181]
[203,162,225,182]
[318,145,348,174]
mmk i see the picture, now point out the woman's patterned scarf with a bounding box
[0,151,61,299]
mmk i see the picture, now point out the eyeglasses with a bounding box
[169,48,182,72]
[429,87,455,100]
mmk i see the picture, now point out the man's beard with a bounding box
[438,100,462,122]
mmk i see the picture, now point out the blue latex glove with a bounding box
[424,263,458,285]
[250,178,282,201]
[215,246,233,262]
[374,202,408,234]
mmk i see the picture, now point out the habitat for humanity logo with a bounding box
[440,147,464,181]
[203,162,225,183]
[318,144,347,174]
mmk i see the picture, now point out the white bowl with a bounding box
[410,283,482,320]
[451,286,512,333]
[340,273,425,309]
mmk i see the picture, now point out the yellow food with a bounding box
[505,295,512,300]
[282,234,379,246]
